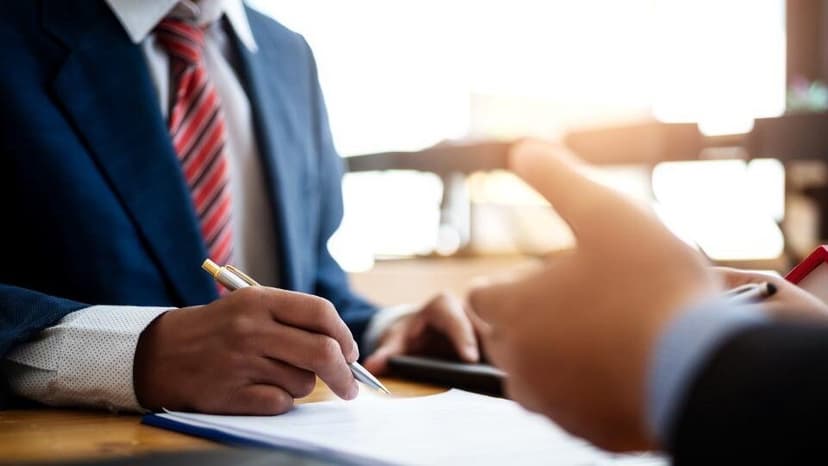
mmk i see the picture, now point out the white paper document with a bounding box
[155,389,665,465]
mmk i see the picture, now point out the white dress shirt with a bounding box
[4,0,413,412]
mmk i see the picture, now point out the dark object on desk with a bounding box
[8,448,381,466]
[388,355,506,397]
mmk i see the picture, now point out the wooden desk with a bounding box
[0,378,444,463]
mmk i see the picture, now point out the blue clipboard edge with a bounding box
[141,413,391,466]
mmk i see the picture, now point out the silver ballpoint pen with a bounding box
[202,259,391,395]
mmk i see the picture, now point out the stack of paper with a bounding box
[147,389,665,465]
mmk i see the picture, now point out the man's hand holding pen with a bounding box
[133,287,360,414]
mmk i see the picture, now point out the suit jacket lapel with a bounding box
[44,2,217,305]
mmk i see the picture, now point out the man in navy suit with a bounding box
[0,0,479,412]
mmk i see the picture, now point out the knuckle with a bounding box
[431,292,452,309]
[307,296,337,323]
[295,374,316,398]
[310,336,342,369]
[319,296,336,313]
[321,335,342,359]
[228,314,255,337]
[267,391,294,414]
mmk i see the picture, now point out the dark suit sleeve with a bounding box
[302,39,378,345]
[0,284,86,358]
[0,284,86,408]
[669,321,828,464]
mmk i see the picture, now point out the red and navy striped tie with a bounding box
[155,19,233,266]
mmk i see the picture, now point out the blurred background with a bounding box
[249,0,828,304]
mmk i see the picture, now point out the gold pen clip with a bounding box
[225,264,261,287]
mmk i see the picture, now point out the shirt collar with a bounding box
[105,0,258,52]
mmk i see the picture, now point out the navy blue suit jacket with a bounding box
[0,1,377,405]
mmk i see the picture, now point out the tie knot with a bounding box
[155,19,206,65]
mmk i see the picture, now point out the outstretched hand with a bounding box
[468,140,717,451]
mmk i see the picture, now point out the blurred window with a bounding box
[248,1,787,270]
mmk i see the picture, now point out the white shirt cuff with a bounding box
[4,305,171,412]
[362,304,419,355]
